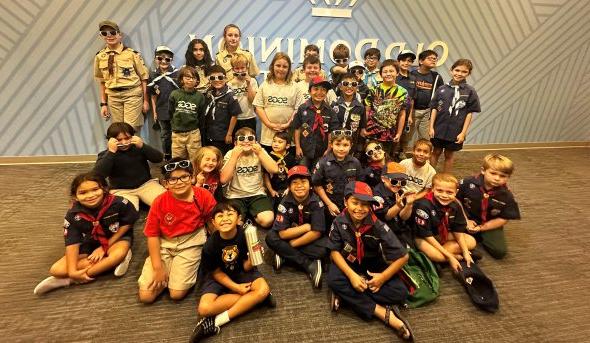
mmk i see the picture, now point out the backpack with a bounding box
[400,248,440,308]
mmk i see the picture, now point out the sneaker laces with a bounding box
[202,317,219,335]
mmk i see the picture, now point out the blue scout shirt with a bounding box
[412,194,467,239]
[457,174,521,224]
[273,192,326,233]
[372,182,407,233]
[204,85,242,141]
[430,82,481,142]
[396,73,416,111]
[331,96,366,148]
[358,162,385,188]
[327,211,407,273]
[147,67,179,121]
[293,99,340,160]
[311,152,361,209]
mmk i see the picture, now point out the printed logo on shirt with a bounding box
[416,209,429,219]
[278,204,287,213]
[164,212,175,225]
[222,245,239,271]
[236,165,260,174]
[232,86,247,96]
[177,100,197,111]
[63,219,70,228]
[108,222,120,233]
[267,96,289,104]
[407,175,424,186]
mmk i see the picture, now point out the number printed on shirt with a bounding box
[178,100,197,111]
[267,96,288,104]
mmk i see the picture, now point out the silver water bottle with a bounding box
[244,220,264,266]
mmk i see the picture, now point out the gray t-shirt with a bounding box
[400,158,436,194]
[222,148,268,198]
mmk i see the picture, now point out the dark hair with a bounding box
[359,140,392,165]
[106,122,134,139]
[451,58,473,72]
[273,131,291,143]
[340,72,356,82]
[380,59,400,74]
[333,44,350,59]
[302,55,321,68]
[304,44,320,54]
[70,172,109,197]
[418,49,438,61]
[185,39,213,68]
[234,126,256,138]
[364,48,381,60]
[161,157,194,179]
[210,200,242,218]
[177,65,199,87]
[206,64,226,76]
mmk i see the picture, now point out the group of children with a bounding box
[32,19,522,342]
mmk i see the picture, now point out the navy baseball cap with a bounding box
[309,76,332,91]
[456,261,499,313]
[344,181,379,204]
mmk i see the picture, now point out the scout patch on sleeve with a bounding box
[318,200,324,208]
[277,204,287,213]
[415,217,426,226]
[416,209,429,219]
[63,219,70,228]
[276,214,284,223]
[122,198,129,204]
[383,224,391,232]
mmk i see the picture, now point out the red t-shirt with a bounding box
[144,186,216,238]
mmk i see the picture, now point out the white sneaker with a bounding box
[33,276,71,295]
[114,250,132,277]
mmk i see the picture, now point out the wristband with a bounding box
[100,102,108,107]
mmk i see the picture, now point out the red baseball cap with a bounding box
[344,181,379,204]
[287,165,311,182]
[309,76,332,91]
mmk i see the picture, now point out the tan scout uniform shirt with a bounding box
[215,47,260,80]
[94,44,149,89]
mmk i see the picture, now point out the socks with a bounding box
[214,311,230,327]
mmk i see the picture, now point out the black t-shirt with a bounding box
[201,227,249,277]
[411,69,443,109]
[268,151,297,192]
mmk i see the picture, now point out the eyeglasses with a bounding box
[233,72,247,77]
[389,179,407,187]
[209,75,226,81]
[365,144,383,157]
[183,75,196,80]
[156,56,172,62]
[167,174,192,185]
[163,159,191,172]
[351,69,364,75]
[237,135,256,142]
[334,58,349,64]
[365,56,379,61]
[425,56,438,61]
[332,129,353,137]
[100,30,118,37]
[341,81,359,87]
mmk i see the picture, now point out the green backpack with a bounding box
[401,248,440,308]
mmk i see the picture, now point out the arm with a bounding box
[65,244,93,282]
[407,99,415,125]
[255,107,276,129]
[107,224,131,246]
[294,128,303,158]
[278,223,311,240]
[471,218,509,233]
[429,108,438,138]
[142,79,149,113]
[220,149,241,184]
[151,94,158,120]
[246,77,257,103]
[255,146,279,174]
[263,173,278,197]
[93,148,117,176]
[393,108,406,142]
[314,185,339,216]
[212,268,250,295]
[367,253,409,292]
[456,112,473,143]
[289,230,321,248]
[225,116,238,144]
[135,138,164,162]
[330,250,367,292]
[99,82,109,119]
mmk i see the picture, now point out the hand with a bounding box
[225,134,233,144]
[148,266,168,291]
[295,146,303,159]
[130,135,144,148]
[279,122,290,131]
[448,256,462,273]
[349,273,368,292]
[101,105,110,120]
[429,127,435,139]
[463,251,474,268]
[143,100,149,113]
[327,202,340,217]
[251,143,262,155]
[360,128,368,138]
[366,271,385,293]
[153,111,158,121]
[87,246,106,264]
[468,225,481,234]
[195,172,206,186]
[236,282,252,295]
[69,267,94,283]
[404,192,416,205]
[393,134,401,142]
[456,133,466,144]
[107,138,119,153]
[408,116,413,126]
[269,189,279,197]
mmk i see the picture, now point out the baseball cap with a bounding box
[456,261,499,313]
[155,45,174,56]
[348,60,367,70]
[384,162,408,180]
[287,165,311,182]
[344,181,379,204]
[99,20,119,31]
[309,76,332,91]
[397,49,416,61]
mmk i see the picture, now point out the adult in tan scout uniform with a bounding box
[215,24,260,81]
[94,20,149,133]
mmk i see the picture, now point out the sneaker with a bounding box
[273,253,283,272]
[330,292,340,311]
[189,317,220,343]
[33,276,71,295]
[114,250,133,277]
[307,260,322,289]
[263,292,277,308]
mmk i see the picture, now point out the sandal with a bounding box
[389,305,415,342]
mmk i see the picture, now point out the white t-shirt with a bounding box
[400,158,436,194]
[253,80,304,145]
[222,148,268,198]
[229,78,259,120]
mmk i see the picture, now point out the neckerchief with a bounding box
[448,83,461,116]
[75,194,116,254]
[479,186,496,224]
[310,104,326,139]
[205,86,231,120]
[147,67,179,89]
[345,211,378,264]
[425,191,450,244]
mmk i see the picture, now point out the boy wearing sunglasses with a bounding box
[332,72,367,157]
[294,76,340,170]
[93,20,149,134]
[228,53,259,132]
[330,44,350,90]
[347,61,370,102]
[363,48,382,88]
[220,127,279,228]
[204,65,242,155]
[138,158,217,304]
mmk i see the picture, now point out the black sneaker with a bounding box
[470,249,483,261]
[189,317,219,343]
[263,291,277,308]
[273,253,283,272]
[307,259,322,289]
[330,292,340,312]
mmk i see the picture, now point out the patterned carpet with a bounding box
[1,148,589,342]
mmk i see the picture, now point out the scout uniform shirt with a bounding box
[94,44,149,90]
[204,85,242,142]
[147,66,179,121]
[331,96,366,150]
[363,68,382,88]
[327,211,407,273]
[412,192,467,243]
[429,81,481,142]
[273,193,326,233]
[293,99,340,160]
[372,182,407,233]
[311,152,361,209]
[215,47,260,80]
[457,174,521,225]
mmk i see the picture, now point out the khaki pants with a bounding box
[172,129,202,161]
[411,108,432,146]
[138,229,206,291]
[106,86,144,129]
[110,179,165,210]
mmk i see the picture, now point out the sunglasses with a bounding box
[167,174,191,185]
[202,183,211,190]
[209,75,226,81]
[351,69,364,75]
[389,179,407,187]
[100,30,118,37]
[163,159,191,172]
[341,81,359,87]
[332,129,353,137]
[334,58,349,64]
[365,144,383,157]
[156,56,172,62]
[237,135,256,142]
[233,72,247,77]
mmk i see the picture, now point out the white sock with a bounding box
[214,311,230,327]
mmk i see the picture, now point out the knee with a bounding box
[197,302,214,317]
[138,291,157,304]
[255,282,271,300]
[169,289,188,301]
[265,231,280,246]
[49,261,67,278]
[255,211,274,228]
[485,245,507,259]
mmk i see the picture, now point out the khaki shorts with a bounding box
[111,179,165,210]
[106,86,144,128]
[138,229,206,291]
[172,129,202,161]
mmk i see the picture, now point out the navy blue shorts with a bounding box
[78,234,133,255]
[430,137,463,151]
[200,269,263,295]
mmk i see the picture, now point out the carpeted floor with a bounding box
[1,147,589,342]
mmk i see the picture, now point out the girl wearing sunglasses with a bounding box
[359,140,389,188]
